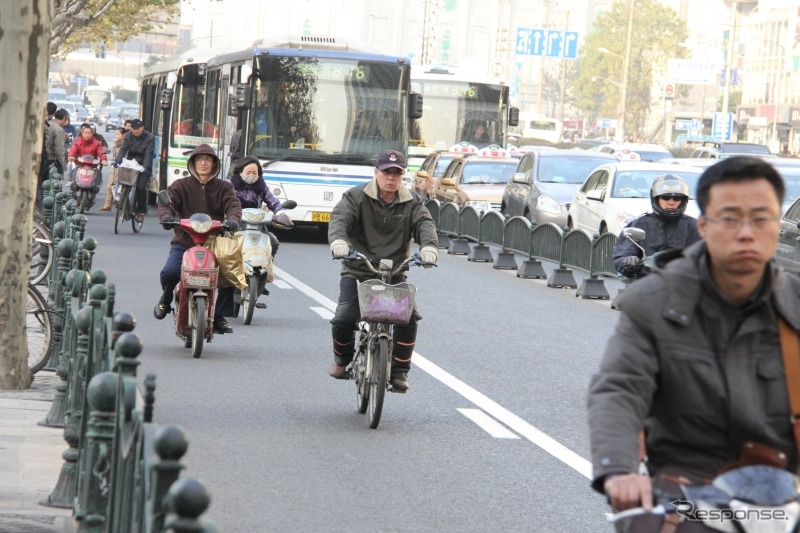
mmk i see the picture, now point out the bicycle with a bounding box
[336,251,434,429]
[29,220,53,286]
[114,166,144,234]
[27,283,54,374]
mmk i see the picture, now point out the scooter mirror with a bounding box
[156,190,172,208]
[282,200,298,210]
[621,227,646,243]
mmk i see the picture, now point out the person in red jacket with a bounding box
[68,123,108,187]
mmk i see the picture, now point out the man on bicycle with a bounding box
[328,149,439,391]
[114,119,154,224]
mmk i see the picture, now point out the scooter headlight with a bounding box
[243,210,267,223]
[188,213,213,234]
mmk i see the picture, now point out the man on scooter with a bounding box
[155,143,242,335]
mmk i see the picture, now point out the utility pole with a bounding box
[558,9,570,121]
[615,0,635,142]
[721,1,737,115]
[536,0,551,115]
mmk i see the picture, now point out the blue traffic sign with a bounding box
[711,112,734,141]
[516,28,579,59]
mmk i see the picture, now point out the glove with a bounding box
[160,216,179,230]
[273,209,294,229]
[330,239,349,258]
[222,219,239,232]
[419,246,438,268]
[620,255,643,269]
[112,161,120,168]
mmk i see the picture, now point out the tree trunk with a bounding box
[0,0,53,390]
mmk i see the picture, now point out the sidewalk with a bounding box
[0,370,75,532]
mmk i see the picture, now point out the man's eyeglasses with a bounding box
[658,194,684,201]
[381,168,404,176]
[703,215,780,232]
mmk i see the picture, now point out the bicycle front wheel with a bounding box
[29,221,53,285]
[27,284,53,373]
[114,187,128,234]
[367,336,389,429]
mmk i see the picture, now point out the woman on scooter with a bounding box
[68,123,108,187]
[155,143,242,334]
[229,155,294,257]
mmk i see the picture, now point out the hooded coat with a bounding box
[156,143,242,250]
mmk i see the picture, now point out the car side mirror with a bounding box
[282,200,298,210]
[512,172,530,185]
[417,170,429,179]
[409,93,423,119]
[586,189,604,201]
[440,178,455,187]
[508,107,520,127]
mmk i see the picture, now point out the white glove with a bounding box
[419,246,438,267]
[330,239,349,258]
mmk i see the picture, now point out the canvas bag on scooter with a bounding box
[206,234,247,290]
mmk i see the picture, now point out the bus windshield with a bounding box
[410,80,506,151]
[246,55,407,162]
[82,87,112,111]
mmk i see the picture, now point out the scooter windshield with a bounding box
[712,465,799,506]
[188,213,213,234]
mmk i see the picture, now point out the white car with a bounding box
[567,162,704,236]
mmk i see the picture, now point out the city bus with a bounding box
[81,85,113,115]
[197,35,422,225]
[140,48,227,189]
[408,66,518,175]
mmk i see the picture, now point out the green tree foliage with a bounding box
[572,0,689,138]
[50,0,180,58]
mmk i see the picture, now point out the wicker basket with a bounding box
[181,267,219,290]
[357,279,416,324]
[117,167,139,186]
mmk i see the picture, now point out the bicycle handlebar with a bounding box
[334,250,436,277]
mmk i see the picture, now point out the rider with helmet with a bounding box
[612,173,701,279]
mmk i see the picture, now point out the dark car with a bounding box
[105,110,122,132]
[776,195,800,274]
[501,149,617,227]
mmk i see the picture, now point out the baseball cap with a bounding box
[376,150,406,171]
[130,119,143,129]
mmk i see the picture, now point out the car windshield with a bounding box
[434,156,456,177]
[459,161,517,184]
[776,166,800,204]
[612,169,702,199]
[538,155,615,184]
[719,143,770,154]
[632,150,672,162]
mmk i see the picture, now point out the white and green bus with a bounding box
[408,66,518,175]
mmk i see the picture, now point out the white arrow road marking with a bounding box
[457,408,520,439]
[273,266,593,479]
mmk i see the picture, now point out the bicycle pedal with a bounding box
[255,302,266,309]
[389,386,407,394]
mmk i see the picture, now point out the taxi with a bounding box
[433,145,519,211]
[412,146,470,199]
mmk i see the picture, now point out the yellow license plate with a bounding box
[311,211,331,222]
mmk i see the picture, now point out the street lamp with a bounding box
[597,0,635,142]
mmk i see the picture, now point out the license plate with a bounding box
[311,211,331,222]
[186,276,212,288]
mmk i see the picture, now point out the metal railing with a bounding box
[36,182,217,532]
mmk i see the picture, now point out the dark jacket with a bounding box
[612,213,701,278]
[588,241,800,492]
[328,178,438,279]
[156,144,242,250]
[115,130,155,175]
[229,156,282,212]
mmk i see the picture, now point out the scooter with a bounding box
[70,154,103,214]
[236,200,296,325]
[157,191,225,359]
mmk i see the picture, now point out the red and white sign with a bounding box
[664,83,675,98]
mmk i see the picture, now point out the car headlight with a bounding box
[536,195,562,214]
[616,211,636,228]
[465,200,489,211]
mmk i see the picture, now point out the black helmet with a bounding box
[650,174,689,219]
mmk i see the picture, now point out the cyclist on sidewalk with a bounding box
[327,149,439,391]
